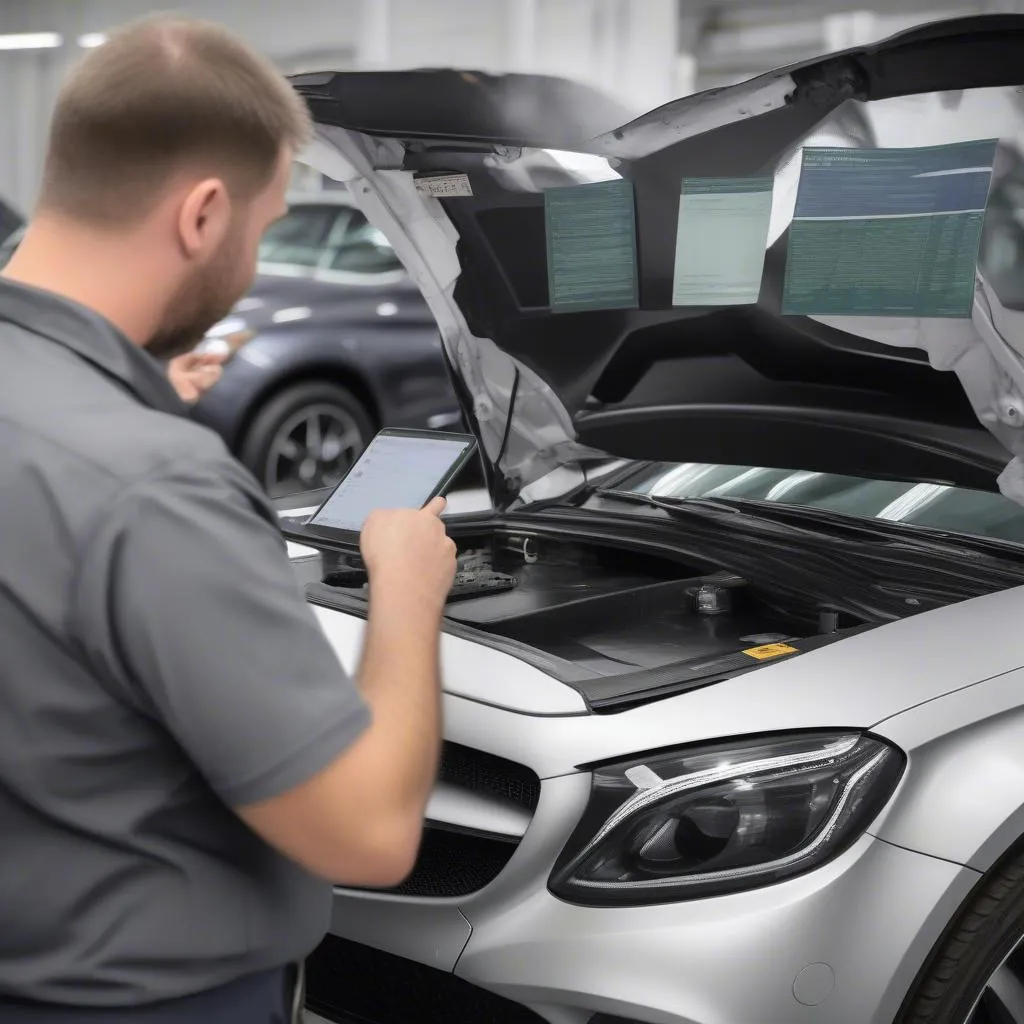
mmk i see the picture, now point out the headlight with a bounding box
[548,732,903,906]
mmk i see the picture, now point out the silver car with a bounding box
[284,17,1024,1024]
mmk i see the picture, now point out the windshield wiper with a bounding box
[594,488,836,528]
[592,488,838,543]
[701,496,1024,561]
[592,488,1024,564]
[594,488,739,514]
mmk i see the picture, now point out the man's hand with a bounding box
[360,497,457,613]
[168,351,227,404]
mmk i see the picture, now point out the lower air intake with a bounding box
[305,934,548,1024]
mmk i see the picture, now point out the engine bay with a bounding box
[442,536,809,676]
[311,528,872,708]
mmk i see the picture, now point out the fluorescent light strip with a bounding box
[78,32,107,48]
[0,32,62,50]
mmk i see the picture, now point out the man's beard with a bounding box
[146,229,248,362]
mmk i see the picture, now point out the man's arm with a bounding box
[71,460,455,887]
[236,500,455,884]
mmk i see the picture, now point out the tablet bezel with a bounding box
[295,427,479,547]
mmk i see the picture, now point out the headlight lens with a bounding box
[548,732,903,905]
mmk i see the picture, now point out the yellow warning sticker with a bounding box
[742,643,799,660]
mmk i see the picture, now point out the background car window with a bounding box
[326,212,403,275]
[259,205,351,268]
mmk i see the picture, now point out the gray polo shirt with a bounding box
[0,277,370,1006]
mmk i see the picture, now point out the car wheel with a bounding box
[898,846,1024,1023]
[240,381,374,498]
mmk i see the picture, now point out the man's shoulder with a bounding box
[10,396,238,490]
[2,414,264,557]
[1,330,233,472]
[0,319,271,546]
[78,404,237,485]
[1,397,261,544]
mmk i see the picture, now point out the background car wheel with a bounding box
[898,845,1024,1024]
[241,380,375,498]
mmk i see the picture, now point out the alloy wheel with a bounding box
[263,401,365,498]
[963,942,1024,1023]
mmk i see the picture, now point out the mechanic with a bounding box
[0,15,455,1024]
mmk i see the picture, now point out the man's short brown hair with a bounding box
[39,15,312,225]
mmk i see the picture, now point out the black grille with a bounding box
[439,742,540,813]
[306,934,547,1024]
[387,826,517,898]
[358,743,539,899]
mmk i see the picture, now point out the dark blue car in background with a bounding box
[193,192,459,496]
[1,191,459,498]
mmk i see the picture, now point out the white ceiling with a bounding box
[685,0,1023,89]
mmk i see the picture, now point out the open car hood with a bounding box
[293,16,1024,510]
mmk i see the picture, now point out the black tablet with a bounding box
[299,428,478,545]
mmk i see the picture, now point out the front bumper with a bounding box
[306,767,979,1024]
[456,835,973,1024]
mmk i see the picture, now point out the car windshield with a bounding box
[258,203,349,267]
[613,462,1024,546]
[258,202,402,278]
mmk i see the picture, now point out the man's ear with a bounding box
[177,178,231,260]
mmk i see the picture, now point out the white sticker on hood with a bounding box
[414,173,474,197]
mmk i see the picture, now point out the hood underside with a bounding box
[292,17,1024,510]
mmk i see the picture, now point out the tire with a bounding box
[897,845,1024,1024]
[240,380,375,498]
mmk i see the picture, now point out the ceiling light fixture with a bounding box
[77,32,107,48]
[0,32,62,50]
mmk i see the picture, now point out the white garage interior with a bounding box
[0,0,1017,212]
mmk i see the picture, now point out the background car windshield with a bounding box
[327,217,402,274]
[259,204,347,267]
[259,203,402,277]
[617,462,1024,545]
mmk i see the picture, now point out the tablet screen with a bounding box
[308,431,475,534]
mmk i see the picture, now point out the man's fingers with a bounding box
[174,351,226,370]
[423,496,447,517]
[182,354,225,370]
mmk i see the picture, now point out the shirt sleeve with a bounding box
[68,456,370,807]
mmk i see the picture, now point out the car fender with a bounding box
[193,327,385,450]
[235,327,387,399]
[869,666,1024,871]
